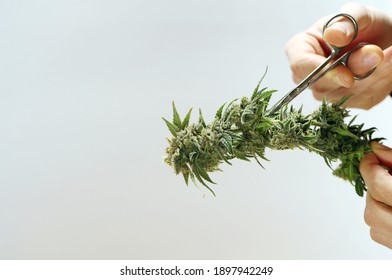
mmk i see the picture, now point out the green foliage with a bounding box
[163,80,382,197]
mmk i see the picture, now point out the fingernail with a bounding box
[328,22,348,35]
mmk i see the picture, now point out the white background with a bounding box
[0,0,391,259]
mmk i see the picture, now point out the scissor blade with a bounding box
[268,85,306,115]
[268,55,335,115]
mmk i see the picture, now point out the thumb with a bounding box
[371,142,392,169]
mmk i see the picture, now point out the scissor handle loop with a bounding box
[322,13,359,56]
[335,42,377,80]
[268,13,374,115]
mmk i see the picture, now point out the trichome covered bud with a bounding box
[163,79,382,196]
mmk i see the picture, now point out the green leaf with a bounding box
[347,163,354,182]
[195,163,216,185]
[189,151,197,162]
[191,165,216,196]
[253,154,265,168]
[361,127,377,136]
[334,94,353,107]
[333,127,359,139]
[183,172,190,186]
[299,140,325,153]
[199,109,206,127]
[234,150,251,161]
[241,106,254,123]
[255,150,269,162]
[162,117,179,136]
[181,108,192,129]
[323,157,333,170]
[255,122,270,130]
[298,105,303,115]
[196,176,216,196]
[258,89,276,101]
[252,80,262,99]
[222,98,238,120]
[252,66,269,99]
[163,76,382,198]
[172,102,182,128]
[355,178,364,197]
[348,115,358,126]
[301,135,317,141]
[219,133,233,154]
[216,103,226,119]
[218,149,233,165]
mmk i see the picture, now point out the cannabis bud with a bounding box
[163,79,382,197]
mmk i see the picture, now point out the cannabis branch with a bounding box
[163,79,382,197]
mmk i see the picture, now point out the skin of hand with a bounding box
[360,142,392,249]
[286,2,392,109]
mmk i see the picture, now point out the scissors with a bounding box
[268,13,377,115]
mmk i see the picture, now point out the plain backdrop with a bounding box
[1,0,392,259]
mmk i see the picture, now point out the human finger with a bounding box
[372,142,392,171]
[312,45,383,100]
[369,228,392,249]
[347,44,384,77]
[324,3,372,47]
[285,32,327,83]
[360,143,392,206]
[365,193,392,249]
[311,64,354,99]
[286,31,354,94]
[364,193,392,233]
[323,20,356,48]
[317,45,392,108]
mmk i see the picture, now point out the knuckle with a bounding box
[368,178,385,202]
[364,205,375,227]
[284,35,301,57]
[289,61,305,77]
[292,75,301,84]
[356,96,373,110]
[312,91,324,101]
[310,84,328,94]
[360,103,372,110]
[369,228,380,243]
[311,85,331,100]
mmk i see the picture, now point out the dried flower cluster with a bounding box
[163,79,382,196]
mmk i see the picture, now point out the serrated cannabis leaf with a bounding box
[162,117,179,136]
[163,78,384,197]
[181,108,193,129]
[172,101,182,128]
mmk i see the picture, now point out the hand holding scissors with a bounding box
[269,13,377,114]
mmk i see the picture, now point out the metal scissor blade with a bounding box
[268,55,334,115]
[267,14,373,116]
[268,86,303,115]
[268,90,296,114]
